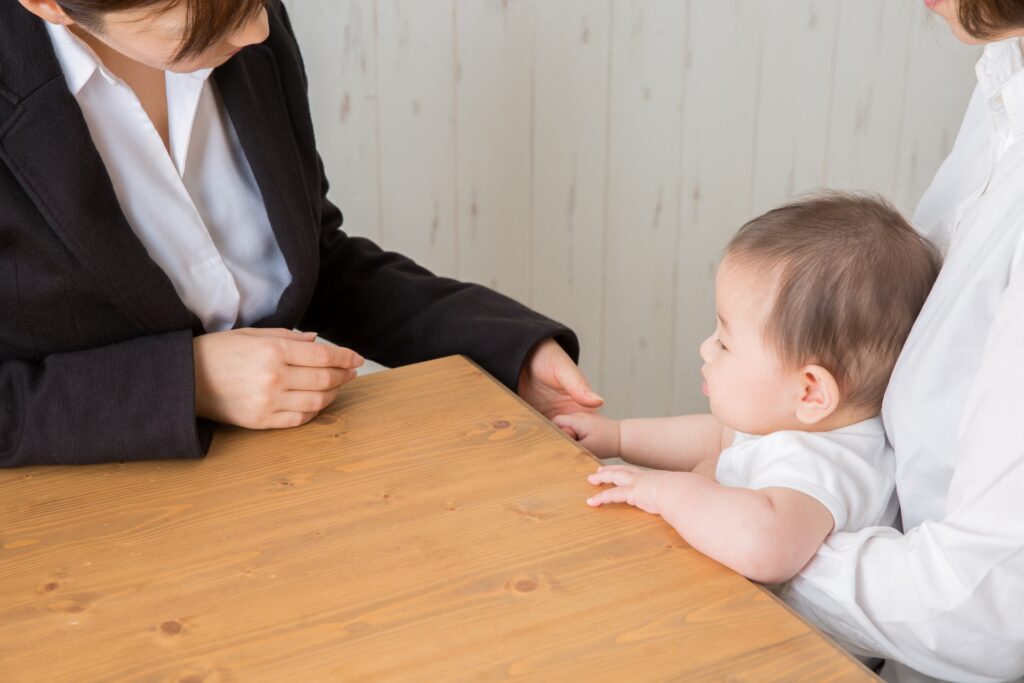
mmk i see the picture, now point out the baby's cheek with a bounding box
[709,386,764,434]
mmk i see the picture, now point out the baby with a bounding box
[556,192,941,584]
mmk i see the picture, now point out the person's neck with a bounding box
[68,25,171,153]
[68,24,165,87]
[801,405,878,433]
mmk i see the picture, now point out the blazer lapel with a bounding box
[0,5,318,333]
[215,46,320,327]
[0,8,197,334]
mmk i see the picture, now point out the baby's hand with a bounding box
[553,412,621,458]
[587,464,679,515]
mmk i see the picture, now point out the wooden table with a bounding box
[1,356,876,682]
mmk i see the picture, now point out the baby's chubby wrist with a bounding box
[616,418,638,460]
[651,470,707,519]
[590,415,622,459]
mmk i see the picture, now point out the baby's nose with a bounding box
[698,336,714,362]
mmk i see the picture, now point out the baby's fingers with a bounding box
[586,485,633,507]
[557,424,579,440]
[588,466,639,487]
[553,413,585,437]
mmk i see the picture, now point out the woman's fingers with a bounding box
[552,356,604,408]
[266,411,318,430]
[279,388,341,414]
[284,366,356,391]
[282,339,364,370]
[238,327,317,341]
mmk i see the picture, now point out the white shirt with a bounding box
[779,37,1024,683]
[45,23,291,332]
[716,418,897,533]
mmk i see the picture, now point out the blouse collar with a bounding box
[976,37,1024,151]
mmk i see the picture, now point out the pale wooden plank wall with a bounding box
[672,1,766,414]
[283,0,980,419]
[531,1,610,390]
[602,1,688,418]
[376,0,460,275]
[285,0,382,243]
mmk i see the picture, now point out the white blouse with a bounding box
[779,38,1024,683]
[45,23,291,332]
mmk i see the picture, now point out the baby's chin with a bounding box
[711,406,792,437]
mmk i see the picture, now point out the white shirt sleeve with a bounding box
[779,271,1024,683]
[717,425,894,533]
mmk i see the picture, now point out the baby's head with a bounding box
[700,192,941,435]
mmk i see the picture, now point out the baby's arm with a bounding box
[620,414,728,471]
[555,411,726,471]
[588,465,834,584]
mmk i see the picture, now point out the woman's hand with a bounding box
[517,338,603,420]
[193,328,363,429]
[553,412,621,459]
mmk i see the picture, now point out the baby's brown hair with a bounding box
[726,192,941,410]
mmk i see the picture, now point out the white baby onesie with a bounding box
[715,417,897,532]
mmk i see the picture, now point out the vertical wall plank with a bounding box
[281,0,381,242]
[375,0,459,276]
[672,2,766,415]
[602,0,688,418]
[531,1,611,388]
[749,0,841,215]
[823,1,915,197]
[894,11,981,215]
[454,1,534,303]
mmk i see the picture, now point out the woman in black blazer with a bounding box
[1,0,601,467]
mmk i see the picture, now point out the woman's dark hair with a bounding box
[958,0,1024,39]
[56,0,268,62]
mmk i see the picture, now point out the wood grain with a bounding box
[1,356,876,682]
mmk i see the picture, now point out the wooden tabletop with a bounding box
[0,355,876,682]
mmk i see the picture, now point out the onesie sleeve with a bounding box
[724,430,896,533]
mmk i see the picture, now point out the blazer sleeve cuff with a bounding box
[4,330,209,466]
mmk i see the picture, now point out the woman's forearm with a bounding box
[619,413,725,471]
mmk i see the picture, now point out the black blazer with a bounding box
[0,2,578,467]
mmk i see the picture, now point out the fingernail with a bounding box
[354,353,364,365]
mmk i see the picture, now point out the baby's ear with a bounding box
[794,364,840,425]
